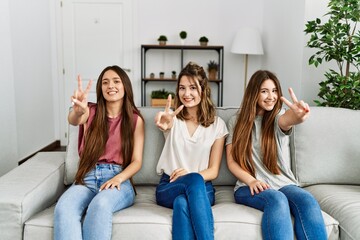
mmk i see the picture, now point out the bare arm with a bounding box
[100,116,145,190]
[226,143,269,195]
[278,88,310,131]
[198,137,225,181]
[68,75,93,126]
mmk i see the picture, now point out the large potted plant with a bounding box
[304,0,360,110]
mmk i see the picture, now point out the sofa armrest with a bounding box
[0,152,66,240]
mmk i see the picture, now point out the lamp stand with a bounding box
[244,54,249,90]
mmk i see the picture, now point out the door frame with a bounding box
[54,0,134,146]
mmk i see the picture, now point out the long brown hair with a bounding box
[174,62,215,127]
[75,65,143,184]
[231,70,283,177]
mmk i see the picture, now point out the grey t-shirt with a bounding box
[226,114,298,191]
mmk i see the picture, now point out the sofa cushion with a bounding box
[305,184,360,240]
[290,107,360,186]
[64,122,79,185]
[24,186,339,240]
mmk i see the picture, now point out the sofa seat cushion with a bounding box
[24,186,339,240]
[305,184,360,240]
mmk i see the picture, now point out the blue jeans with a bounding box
[156,173,215,240]
[54,164,135,240]
[235,185,327,240]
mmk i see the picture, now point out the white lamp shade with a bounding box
[231,28,264,55]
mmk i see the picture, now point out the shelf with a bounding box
[141,44,224,106]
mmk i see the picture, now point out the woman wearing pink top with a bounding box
[54,65,145,240]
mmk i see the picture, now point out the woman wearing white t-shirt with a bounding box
[155,62,228,240]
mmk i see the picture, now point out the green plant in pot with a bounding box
[304,0,360,110]
[179,31,187,45]
[199,36,209,46]
[157,35,168,46]
[151,89,175,107]
[207,60,218,80]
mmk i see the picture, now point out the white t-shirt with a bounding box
[156,116,228,176]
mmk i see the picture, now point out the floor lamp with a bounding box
[231,28,264,90]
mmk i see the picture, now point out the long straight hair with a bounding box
[174,62,215,127]
[75,65,143,184]
[231,70,283,177]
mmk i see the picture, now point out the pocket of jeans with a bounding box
[111,164,121,176]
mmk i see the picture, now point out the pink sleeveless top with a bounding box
[78,103,138,165]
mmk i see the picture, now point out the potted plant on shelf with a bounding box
[159,72,165,79]
[171,71,177,79]
[199,36,209,46]
[304,0,360,110]
[207,60,218,80]
[151,89,175,107]
[179,31,187,45]
[157,35,168,46]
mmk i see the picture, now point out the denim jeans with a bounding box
[234,184,327,240]
[156,173,215,240]
[54,164,135,240]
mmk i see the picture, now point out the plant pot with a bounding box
[180,39,185,45]
[200,42,208,46]
[159,41,167,46]
[151,99,174,107]
[208,69,217,80]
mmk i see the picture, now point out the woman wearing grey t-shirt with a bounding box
[226,70,326,240]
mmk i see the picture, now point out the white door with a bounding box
[60,0,133,145]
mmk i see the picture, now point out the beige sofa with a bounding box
[1,106,360,240]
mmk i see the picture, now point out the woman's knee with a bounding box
[173,195,190,216]
[183,173,204,186]
[265,190,289,214]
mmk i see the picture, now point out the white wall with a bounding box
[263,0,305,100]
[0,0,332,176]
[0,0,57,176]
[302,0,332,104]
[0,0,18,176]
[135,0,265,107]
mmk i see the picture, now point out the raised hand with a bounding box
[71,75,93,116]
[154,94,184,131]
[281,88,310,120]
[279,88,310,130]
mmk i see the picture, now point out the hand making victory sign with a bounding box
[71,75,93,116]
[279,87,310,131]
[154,94,184,131]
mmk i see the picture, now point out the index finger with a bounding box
[288,88,299,103]
[280,96,293,109]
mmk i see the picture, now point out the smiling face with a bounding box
[178,75,201,109]
[101,69,124,103]
[256,79,278,116]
